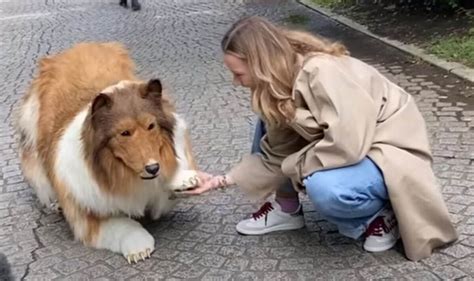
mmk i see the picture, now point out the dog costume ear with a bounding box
[141,79,162,101]
[147,79,162,96]
[91,93,113,114]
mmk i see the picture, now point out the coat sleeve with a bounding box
[281,59,379,182]
[229,125,307,199]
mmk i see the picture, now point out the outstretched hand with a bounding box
[177,171,226,195]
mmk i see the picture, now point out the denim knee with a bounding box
[304,158,388,219]
[305,172,345,216]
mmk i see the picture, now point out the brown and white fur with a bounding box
[16,42,199,263]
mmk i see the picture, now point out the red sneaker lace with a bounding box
[252,202,274,220]
[365,216,389,237]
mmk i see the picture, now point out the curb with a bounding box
[298,0,474,83]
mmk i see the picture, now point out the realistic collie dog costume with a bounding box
[17,42,199,263]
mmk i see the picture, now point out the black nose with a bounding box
[145,163,160,175]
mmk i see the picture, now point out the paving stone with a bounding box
[233,271,264,280]
[201,269,234,281]
[24,268,59,280]
[106,266,140,280]
[171,264,207,279]
[389,261,429,274]
[205,234,235,245]
[453,257,474,276]
[433,265,468,280]
[65,272,91,280]
[223,257,249,272]
[53,258,90,275]
[82,264,113,278]
[248,258,278,271]
[404,270,441,281]
[194,243,221,254]
[175,251,202,265]
[279,257,314,270]
[196,254,227,268]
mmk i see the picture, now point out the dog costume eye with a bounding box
[148,123,155,130]
[121,130,131,137]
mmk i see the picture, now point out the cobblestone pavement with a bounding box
[1,0,474,280]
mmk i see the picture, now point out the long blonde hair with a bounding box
[221,16,348,127]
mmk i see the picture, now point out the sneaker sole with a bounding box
[236,221,305,235]
[363,231,401,253]
[363,238,399,252]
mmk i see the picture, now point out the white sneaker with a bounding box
[236,200,305,235]
[363,207,400,252]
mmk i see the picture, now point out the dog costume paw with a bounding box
[126,248,152,264]
[120,229,155,264]
[169,170,200,191]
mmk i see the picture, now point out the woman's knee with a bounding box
[305,171,346,215]
[304,159,389,218]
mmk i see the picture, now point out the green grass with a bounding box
[308,0,474,68]
[429,29,474,67]
[310,0,348,8]
[285,14,310,25]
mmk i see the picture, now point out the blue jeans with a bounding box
[252,120,389,239]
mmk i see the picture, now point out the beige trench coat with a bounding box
[229,53,458,261]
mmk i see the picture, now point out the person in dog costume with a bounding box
[185,16,458,261]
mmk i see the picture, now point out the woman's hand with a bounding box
[177,171,231,195]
